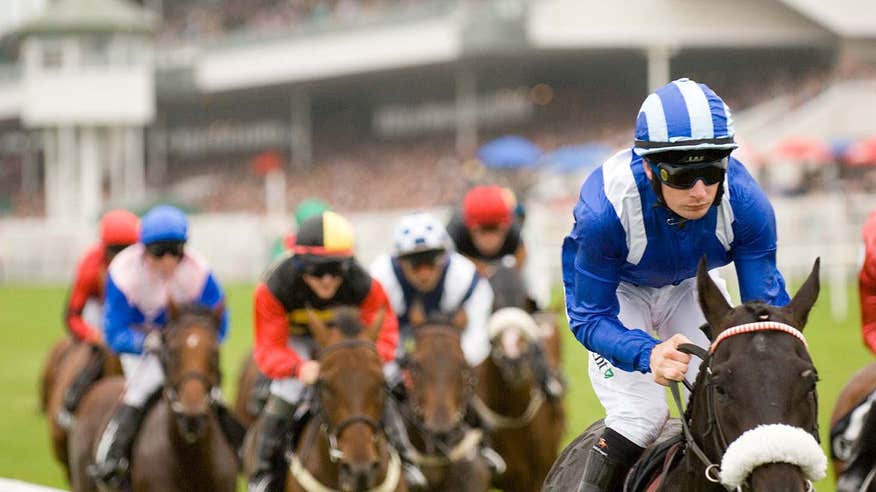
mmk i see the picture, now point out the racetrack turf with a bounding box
[0,283,869,491]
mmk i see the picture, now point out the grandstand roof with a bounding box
[17,0,154,36]
[778,0,876,38]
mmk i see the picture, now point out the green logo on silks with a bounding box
[593,354,615,379]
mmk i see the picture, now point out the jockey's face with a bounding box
[399,251,446,292]
[470,224,509,256]
[643,161,719,220]
[303,272,344,300]
[144,250,182,278]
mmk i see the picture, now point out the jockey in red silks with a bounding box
[55,210,139,430]
[860,211,876,355]
[65,209,140,343]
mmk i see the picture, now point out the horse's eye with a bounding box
[714,385,729,400]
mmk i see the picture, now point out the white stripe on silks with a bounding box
[723,102,736,136]
[602,150,648,264]
[674,79,714,140]
[640,93,668,143]
[719,424,827,489]
[714,179,734,251]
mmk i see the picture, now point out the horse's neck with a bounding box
[666,387,725,492]
[479,355,534,415]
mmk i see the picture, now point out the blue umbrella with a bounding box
[540,143,613,174]
[477,135,543,169]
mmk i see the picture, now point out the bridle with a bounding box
[669,321,819,491]
[159,322,222,418]
[310,339,385,464]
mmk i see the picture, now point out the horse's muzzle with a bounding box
[176,412,209,443]
[338,459,380,492]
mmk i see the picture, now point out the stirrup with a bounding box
[88,457,130,490]
[480,446,507,478]
[55,408,73,430]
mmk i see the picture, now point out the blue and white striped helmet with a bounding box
[634,78,737,157]
[392,212,451,258]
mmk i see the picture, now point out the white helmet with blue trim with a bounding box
[392,212,451,258]
[634,78,738,157]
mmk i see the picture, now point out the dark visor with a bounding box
[650,159,727,189]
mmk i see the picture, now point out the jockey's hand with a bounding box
[143,330,163,354]
[299,360,321,385]
[649,333,692,386]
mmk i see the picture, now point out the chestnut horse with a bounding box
[68,304,238,492]
[243,307,405,492]
[43,337,122,478]
[398,309,491,492]
[545,259,826,491]
[234,349,270,428]
[830,363,876,488]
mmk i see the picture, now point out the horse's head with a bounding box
[160,301,223,443]
[307,307,386,491]
[486,306,542,387]
[405,303,475,440]
[488,263,529,311]
[690,258,826,491]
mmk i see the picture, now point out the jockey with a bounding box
[368,212,507,478]
[562,78,790,491]
[249,211,423,492]
[835,210,876,492]
[56,209,140,428]
[89,205,230,489]
[447,185,526,278]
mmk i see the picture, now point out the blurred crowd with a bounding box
[157,0,431,45]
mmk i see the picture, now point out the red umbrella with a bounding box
[844,136,876,167]
[773,136,832,163]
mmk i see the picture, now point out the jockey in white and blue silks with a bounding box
[90,204,229,489]
[369,212,494,369]
[562,78,790,491]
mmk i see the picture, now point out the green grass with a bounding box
[0,283,870,491]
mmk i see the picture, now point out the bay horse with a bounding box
[398,307,491,492]
[473,265,564,492]
[544,258,827,491]
[234,348,271,428]
[43,336,122,478]
[830,362,876,489]
[68,303,238,492]
[242,307,405,492]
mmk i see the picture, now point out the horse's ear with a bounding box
[409,301,426,328]
[364,306,385,342]
[306,307,332,347]
[696,257,731,337]
[167,298,180,321]
[451,308,467,332]
[783,258,820,330]
[210,301,225,327]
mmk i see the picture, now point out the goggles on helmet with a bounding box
[400,249,445,269]
[145,240,185,258]
[649,158,728,190]
[300,257,351,278]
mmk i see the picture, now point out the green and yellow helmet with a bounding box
[292,211,355,262]
[294,198,330,228]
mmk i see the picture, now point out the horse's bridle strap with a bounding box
[710,321,807,353]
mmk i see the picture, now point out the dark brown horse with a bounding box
[398,308,491,492]
[475,264,565,491]
[545,258,826,491]
[234,348,270,427]
[42,337,122,478]
[40,336,76,413]
[68,304,238,492]
[473,306,565,492]
[830,362,876,488]
[243,307,405,492]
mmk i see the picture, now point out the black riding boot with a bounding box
[57,346,105,430]
[383,396,429,491]
[88,403,144,490]
[530,342,565,401]
[838,406,876,492]
[249,397,296,492]
[577,428,644,492]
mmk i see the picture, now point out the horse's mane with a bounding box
[172,303,218,319]
[333,307,364,339]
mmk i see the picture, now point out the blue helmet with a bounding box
[634,78,738,157]
[140,205,188,244]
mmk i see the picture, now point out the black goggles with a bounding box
[400,249,445,268]
[302,259,349,278]
[649,159,728,189]
[145,240,185,258]
[104,244,128,257]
